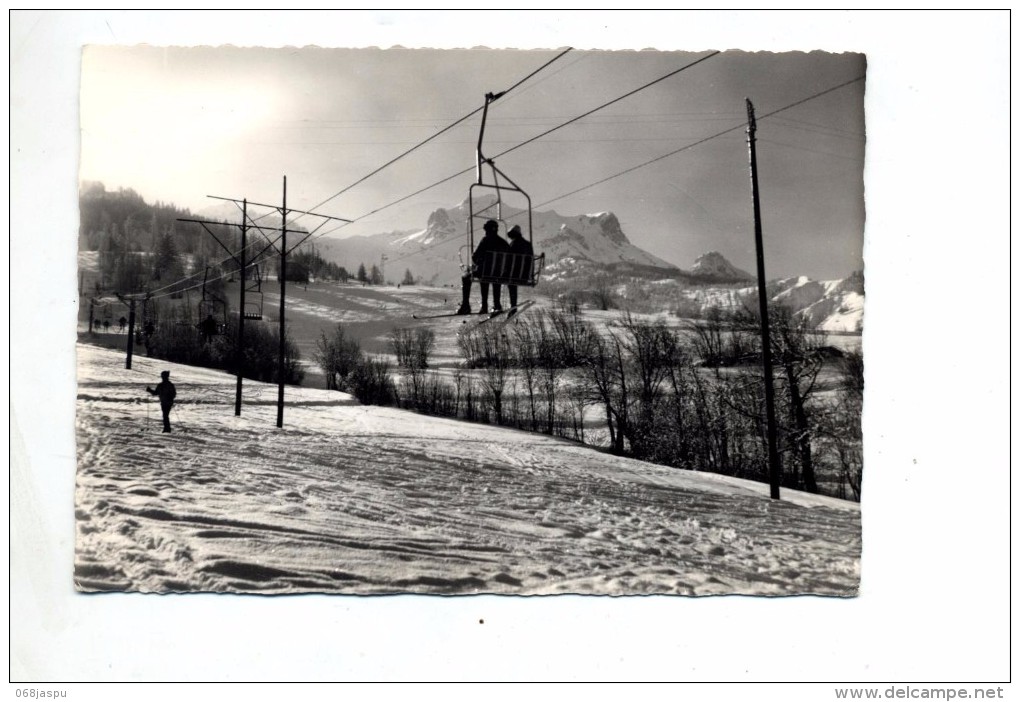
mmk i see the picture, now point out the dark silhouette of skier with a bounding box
[118,316,128,333]
[146,370,177,433]
[505,224,534,309]
[198,314,219,344]
[457,219,509,314]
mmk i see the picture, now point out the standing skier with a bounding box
[146,370,177,433]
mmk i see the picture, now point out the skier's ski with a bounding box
[412,309,490,320]
[504,300,535,320]
[469,300,534,326]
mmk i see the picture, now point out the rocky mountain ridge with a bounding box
[307,197,862,332]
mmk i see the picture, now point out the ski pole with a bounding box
[170,404,184,433]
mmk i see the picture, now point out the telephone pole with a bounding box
[180,203,283,417]
[195,180,350,428]
[116,293,147,370]
[235,200,248,416]
[277,177,287,428]
[746,98,783,500]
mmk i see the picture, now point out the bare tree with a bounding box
[769,305,825,493]
[591,272,616,311]
[687,305,728,370]
[475,326,512,425]
[314,324,362,391]
[817,349,863,500]
[390,327,436,410]
[509,320,541,431]
[579,329,630,454]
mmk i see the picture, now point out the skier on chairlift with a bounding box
[505,224,534,309]
[456,219,509,315]
[198,314,219,344]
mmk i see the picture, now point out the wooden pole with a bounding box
[277,176,287,428]
[746,98,782,500]
[235,199,247,417]
[125,298,136,370]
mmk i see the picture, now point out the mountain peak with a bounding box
[578,212,627,246]
[690,251,754,283]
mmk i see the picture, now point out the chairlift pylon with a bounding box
[463,91,545,288]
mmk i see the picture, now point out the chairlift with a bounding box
[242,264,264,321]
[462,91,545,289]
[197,266,228,337]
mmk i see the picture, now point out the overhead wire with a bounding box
[145,206,285,298]
[767,114,866,139]
[282,47,575,229]
[142,64,864,301]
[346,73,867,270]
[533,75,866,211]
[757,137,865,163]
[140,49,577,299]
[145,239,260,298]
[302,50,723,245]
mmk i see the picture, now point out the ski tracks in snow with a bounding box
[74,343,860,596]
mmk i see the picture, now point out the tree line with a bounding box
[142,307,305,387]
[80,181,421,294]
[314,302,863,501]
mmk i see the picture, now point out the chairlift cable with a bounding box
[145,238,264,297]
[304,50,722,244]
[149,68,860,298]
[281,48,574,230]
[368,74,866,269]
[532,75,866,210]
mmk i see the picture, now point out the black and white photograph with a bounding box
[73,44,865,597]
[10,9,1010,687]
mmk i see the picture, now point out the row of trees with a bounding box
[82,182,428,295]
[137,302,304,386]
[350,263,418,286]
[282,249,351,283]
[314,303,863,501]
[82,182,219,295]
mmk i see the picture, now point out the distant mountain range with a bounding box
[298,196,863,332]
[311,195,678,285]
[663,270,864,333]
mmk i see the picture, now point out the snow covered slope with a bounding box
[75,344,860,596]
[668,269,864,333]
[772,272,865,332]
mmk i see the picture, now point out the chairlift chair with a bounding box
[198,266,228,335]
[462,91,545,289]
[242,263,264,321]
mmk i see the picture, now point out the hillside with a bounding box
[78,185,862,334]
[661,271,864,333]
[75,343,861,596]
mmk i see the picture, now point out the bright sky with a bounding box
[80,45,865,280]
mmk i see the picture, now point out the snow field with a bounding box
[75,343,860,596]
